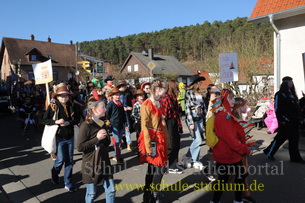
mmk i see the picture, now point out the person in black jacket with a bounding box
[77,96,115,203]
[42,84,80,192]
[106,88,126,164]
[263,76,304,162]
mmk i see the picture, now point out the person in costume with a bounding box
[182,75,206,170]
[264,96,278,134]
[117,80,134,151]
[233,97,256,203]
[141,82,151,100]
[263,76,304,162]
[42,83,80,192]
[160,80,183,174]
[104,75,115,89]
[210,89,252,203]
[131,89,145,141]
[77,96,115,203]
[138,79,170,203]
[177,82,186,118]
[106,88,126,164]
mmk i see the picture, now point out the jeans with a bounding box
[53,137,74,185]
[85,179,116,203]
[125,126,132,145]
[189,120,203,162]
[112,127,124,157]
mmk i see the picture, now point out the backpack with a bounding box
[206,115,219,148]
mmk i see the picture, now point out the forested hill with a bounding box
[78,17,273,72]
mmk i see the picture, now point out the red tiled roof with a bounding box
[250,0,305,19]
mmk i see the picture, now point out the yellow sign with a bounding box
[147,61,156,69]
[77,61,90,68]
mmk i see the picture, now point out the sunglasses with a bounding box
[57,94,69,98]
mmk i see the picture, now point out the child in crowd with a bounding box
[234,97,256,203]
[77,96,115,203]
[210,90,253,203]
[131,89,145,141]
[106,88,126,164]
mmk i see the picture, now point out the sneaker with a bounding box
[193,162,205,170]
[64,183,76,192]
[182,155,192,168]
[51,168,59,184]
[168,168,184,174]
[242,195,256,203]
[207,175,216,182]
[50,154,57,160]
[112,157,124,164]
[127,144,135,151]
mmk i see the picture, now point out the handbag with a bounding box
[41,110,58,154]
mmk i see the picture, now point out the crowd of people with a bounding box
[2,74,305,203]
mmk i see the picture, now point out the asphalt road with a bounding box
[1,112,305,203]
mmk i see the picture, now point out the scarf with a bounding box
[113,99,123,107]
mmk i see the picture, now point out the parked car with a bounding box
[0,90,11,113]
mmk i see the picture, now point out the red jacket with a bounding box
[213,110,250,164]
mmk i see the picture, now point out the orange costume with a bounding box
[138,99,170,166]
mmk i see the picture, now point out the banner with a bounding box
[219,52,238,83]
[32,59,53,84]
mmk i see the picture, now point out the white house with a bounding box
[249,0,305,97]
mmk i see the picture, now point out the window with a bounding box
[31,55,37,61]
[127,65,131,72]
[134,64,138,72]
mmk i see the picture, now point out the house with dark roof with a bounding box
[120,49,193,84]
[0,35,76,83]
[249,0,305,96]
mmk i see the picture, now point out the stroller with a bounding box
[250,98,270,130]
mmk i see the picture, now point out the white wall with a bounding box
[275,14,305,98]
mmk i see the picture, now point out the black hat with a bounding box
[104,75,115,83]
[189,75,206,86]
[282,76,293,82]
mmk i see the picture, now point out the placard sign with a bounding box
[219,52,238,83]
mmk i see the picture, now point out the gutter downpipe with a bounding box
[269,14,281,93]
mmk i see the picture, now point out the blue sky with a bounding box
[0,0,257,44]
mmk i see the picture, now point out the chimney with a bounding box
[148,48,154,60]
[30,34,35,41]
[47,36,51,42]
[70,40,73,45]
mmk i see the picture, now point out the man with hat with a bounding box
[264,76,304,162]
[104,75,115,89]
